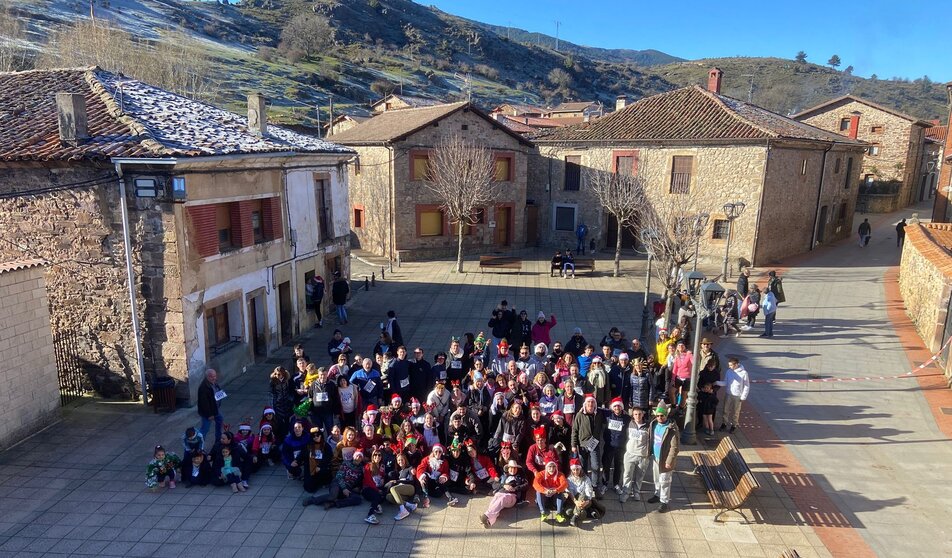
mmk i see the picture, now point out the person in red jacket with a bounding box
[531,312,557,347]
[533,459,569,523]
[415,444,451,508]
[464,438,498,494]
[525,427,559,476]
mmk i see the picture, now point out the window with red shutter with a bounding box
[187,204,220,258]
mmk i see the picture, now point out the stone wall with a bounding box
[899,223,952,355]
[530,143,767,269]
[798,100,924,208]
[347,146,393,258]
[0,263,58,450]
[0,166,148,398]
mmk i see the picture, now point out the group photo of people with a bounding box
[150,281,770,528]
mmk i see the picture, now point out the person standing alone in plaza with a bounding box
[760,289,778,338]
[331,271,349,324]
[858,218,872,247]
[197,369,224,444]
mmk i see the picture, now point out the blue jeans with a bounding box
[336,304,348,323]
[562,263,575,275]
[576,238,585,254]
[764,312,776,337]
[200,414,223,444]
[536,491,564,514]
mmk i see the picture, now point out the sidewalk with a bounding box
[1,250,831,558]
[714,201,952,557]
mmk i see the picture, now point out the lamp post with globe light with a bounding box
[680,275,725,445]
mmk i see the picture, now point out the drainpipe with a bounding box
[809,143,835,250]
[113,161,150,408]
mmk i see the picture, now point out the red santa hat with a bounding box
[584,393,597,404]
[238,422,251,432]
[610,397,624,409]
[569,458,582,469]
[391,394,403,405]
[352,450,364,460]
[533,426,546,439]
[260,423,272,431]
[366,404,379,415]
[463,438,477,448]
[263,407,275,416]
[550,410,565,420]
[410,397,421,408]
[431,444,445,454]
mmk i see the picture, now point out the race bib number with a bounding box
[451,361,462,369]
[400,377,410,389]
[337,342,347,352]
[439,369,447,380]
[563,403,575,414]
[293,450,301,459]
[261,443,271,453]
[363,380,376,393]
[502,433,514,443]
[476,468,489,480]
[192,468,199,477]
[214,390,227,402]
[583,437,599,452]
[314,392,329,402]
[608,419,623,431]
[314,450,323,459]
[450,470,459,482]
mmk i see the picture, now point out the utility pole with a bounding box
[742,74,755,103]
[315,103,321,138]
[554,21,561,52]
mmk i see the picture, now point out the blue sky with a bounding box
[427,0,950,82]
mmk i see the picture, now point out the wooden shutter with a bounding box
[564,156,581,190]
[262,196,283,241]
[187,204,219,258]
[233,201,256,247]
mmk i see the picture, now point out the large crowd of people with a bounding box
[153,275,776,527]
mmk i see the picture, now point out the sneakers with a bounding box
[421,497,430,509]
[168,480,176,489]
[555,513,567,524]
[619,492,629,503]
[729,425,737,433]
[719,423,727,432]
[658,503,669,513]
[632,492,641,502]
[569,513,578,527]
[364,514,380,525]
[236,483,247,493]
[447,496,459,506]
[404,502,417,513]
[480,514,491,528]
[614,485,624,496]
[590,510,600,520]
[647,495,660,504]
[394,508,410,521]
[540,512,548,522]
[372,504,383,515]
[242,480,249,489]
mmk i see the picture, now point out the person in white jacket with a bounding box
[619,407,651,503]
[719,357,750,434]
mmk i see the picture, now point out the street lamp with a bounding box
[721,202,746,280]
[692,213,710,272]
[681,278,725,445]
[637,228,659,343]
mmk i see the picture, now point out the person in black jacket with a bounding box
[307,366,340,435]
[197,369,223,444]
[181,451,213,487]
[736,268,750,298]
[409,347,432,403]
[601,398,630,494]
[331,271,349,324]
[384,310,404,347]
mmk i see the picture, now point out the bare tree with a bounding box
[424,136,499,273]
[403,23,424,61]
[586,156,644,277]
[0,1,32,72]
[634,186,712,328]
[280,12,333,60]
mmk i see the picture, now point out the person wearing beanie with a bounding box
[571,394,605,493]
[513,310,533,352]
[531,312,558,348]
[587,356,611,406]
[565,458,606,526]
[415,444,451,508]
[622,357,652,412]
[251,423,279,471]
[648,402,680,513]
[609,353,633,400]
[565,329,589,358]
[533,460,569,523]
[602,397,630,496]
[620,407,651,503]
[480,459,528,528]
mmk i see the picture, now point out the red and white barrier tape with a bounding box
[750,335,952,385]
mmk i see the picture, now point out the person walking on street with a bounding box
[736,268,750,297]
[719,357,750,433]
[896,218,907,248]
[310,275,325,328]
[760,290,777,338]
[331,271,350,324]
[858,218,872,247]
[197,369,224,443]
[576,222,588,255]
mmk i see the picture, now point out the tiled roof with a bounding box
[493,103,548,116]
[550,101,599,113]
[0,67,353,163]
[328,102,532,146]
[906,223,952,277]
[370,94,444,110]
[791,95,933,127]
[926,125,948,143]
[496,116,537,134]
[533,86,864,145]
[0,258,45,275]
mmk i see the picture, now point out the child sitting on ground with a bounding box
[215,445,246,493]
[146,445,181,489]
[252,423,280,471]
[181,451,212,487]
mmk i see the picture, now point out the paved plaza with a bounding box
[1,203,947,558]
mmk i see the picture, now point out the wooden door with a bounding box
[494,207,511,247]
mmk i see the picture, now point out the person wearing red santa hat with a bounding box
[571,394,605,494]
[415,443,451,508]
[602,397,630,496]
[566,457,606,526]
[533,459,568,523]
[525,426,559,476]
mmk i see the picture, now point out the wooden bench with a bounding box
[550,257,596,276]
[479,255,523,273]
[692,436,760,523]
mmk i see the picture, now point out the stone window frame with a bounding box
[711,218,730,241]
[415,204,447,237]
[493,151,516,183]
[409,149,433,182]
[553,203,577,232]
[838,118,851,132]
[668,153,695,195]
[612,150,640,175]
[868,143,882,157]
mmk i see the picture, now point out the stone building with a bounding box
[793,95,931,211]
[547,101,604,120]
[0,67,354,404]
[329,102,533,261]
[899,222,952,379]
[931,83,952,224]
[530,69,868,268]
[0,260,58,450]
[370,93,443,113]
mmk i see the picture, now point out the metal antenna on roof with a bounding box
[113,82,125,115]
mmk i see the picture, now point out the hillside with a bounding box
[1,0,946,128]
[656,58,949,122]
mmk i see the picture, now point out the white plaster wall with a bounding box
[287,170,319,251]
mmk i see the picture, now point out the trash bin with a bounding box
[150,376,176,413]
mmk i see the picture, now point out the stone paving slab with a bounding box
[0,249,827,558]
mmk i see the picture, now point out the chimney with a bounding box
[55,92,88,144]
[248,93,268,136]
[848,112,861,140]
[707,67,723,94]
[615,95,628,111]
